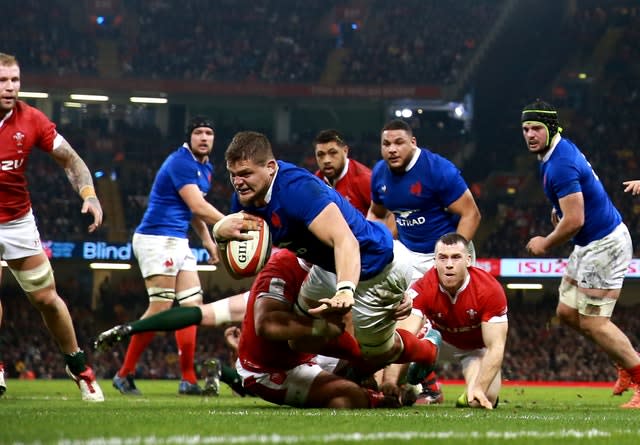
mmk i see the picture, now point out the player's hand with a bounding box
[224,326,241,351]
[82,196,103,233]
[212,212,263,243]
[394,293,412,320]
[623,180,640,196]
[526,236,548,256]
[467,387,493,410]
[203,240,220,265]
[308,288,354,316]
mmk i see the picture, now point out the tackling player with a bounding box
[96,249,409,407]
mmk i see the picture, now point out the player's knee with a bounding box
[555,303,575,324]
[10,261,55,294]
[176,287,203,305]
[147,287,176,303]
[576,290,617,318]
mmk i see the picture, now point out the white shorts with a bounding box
[236,356,337,407]
[565,223,632,290]
[299,240,414,357]
[132,233,196,278]
[438,341,486,374]
[0,210,43,260]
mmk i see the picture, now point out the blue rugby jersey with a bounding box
[231,161,393,279]
[540,137,621,246]
[371,148,468,254]
[136,145,213,238]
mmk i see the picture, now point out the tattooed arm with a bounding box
[49,138,103,233]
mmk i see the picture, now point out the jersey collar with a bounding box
[540,133,562,162]
[263,164,279,204]
[0,109,14,128]
[438,271,470,303]
[405,147,421,172]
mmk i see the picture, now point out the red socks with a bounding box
[119,331,155,377]
[627,363,640,385]
[175,325,198,384]
[394,329,437,364]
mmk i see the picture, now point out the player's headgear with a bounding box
[521,100,561,148]
[186,116,214,145]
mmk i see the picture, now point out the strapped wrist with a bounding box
[336,280,356,294]
[79,185,97,200]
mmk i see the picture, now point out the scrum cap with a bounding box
[186,116,214,143]
[521,100,561,148]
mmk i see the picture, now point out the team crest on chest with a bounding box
[13,131,25,149]
[466,308,477,320]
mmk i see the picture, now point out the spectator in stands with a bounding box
[522,99,640,409]
[0,52,104,401]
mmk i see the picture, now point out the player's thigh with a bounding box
[133,233,190,279]
[237,360,326,407]
[567,223,631,292]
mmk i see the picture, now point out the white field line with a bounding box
[32,429,640,445]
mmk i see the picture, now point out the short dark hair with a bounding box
[382,119,413,136]
[225,131,274,166]
[313,129,347,148]
[436,232,469,250]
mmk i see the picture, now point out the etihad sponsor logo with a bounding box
[394,209,425,227]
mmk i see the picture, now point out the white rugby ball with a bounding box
[225,219,272,278]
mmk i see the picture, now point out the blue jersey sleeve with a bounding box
[370,160,387,205]
[547,157,581,199]
[432,155,468,207]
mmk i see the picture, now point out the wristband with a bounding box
[79,185,97,200]
[336,281,356,294]
[311,318,329,336]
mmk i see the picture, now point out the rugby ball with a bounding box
[225,219,272,278]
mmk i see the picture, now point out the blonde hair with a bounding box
[0,53,18,67]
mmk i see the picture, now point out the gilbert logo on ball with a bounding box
[226,219,272,278]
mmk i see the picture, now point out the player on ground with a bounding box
[213,131,439,371]
[0,52,103,401]
[523,100,640,409]
[96,249,411,407]
[382,233,508,409]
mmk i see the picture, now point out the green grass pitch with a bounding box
[1,380,639,445]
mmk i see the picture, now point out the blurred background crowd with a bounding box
[1,0,639,384]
